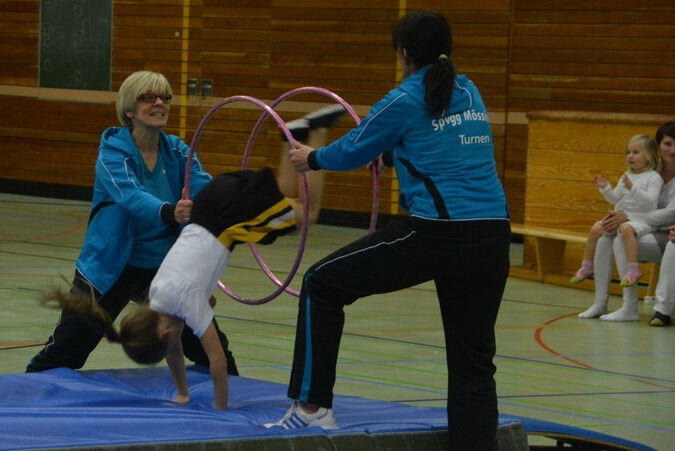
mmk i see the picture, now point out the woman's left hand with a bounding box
[289,142,314,172]
[174,199,193,224]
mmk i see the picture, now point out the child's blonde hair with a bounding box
[40,285,167,365]
[626,134,660,173]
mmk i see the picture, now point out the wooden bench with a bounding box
[510,222,660,298]
[510,223,586,280]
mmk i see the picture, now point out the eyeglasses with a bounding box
[137,93,172,104]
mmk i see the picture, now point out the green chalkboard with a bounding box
[39,0,112,90]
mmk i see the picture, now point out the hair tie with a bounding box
[438,54,448,61]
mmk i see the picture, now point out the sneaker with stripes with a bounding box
[264,401,338,430]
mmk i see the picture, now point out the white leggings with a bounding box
[593,232,669,305]
[654,241,675,316]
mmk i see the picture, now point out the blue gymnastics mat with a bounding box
[0,366,653,450]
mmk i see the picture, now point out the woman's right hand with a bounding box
[600,210,628,234]
[367,156,388,175]
[174,199,193,224]
[289,142,314,172]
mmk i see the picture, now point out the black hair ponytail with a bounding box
[425,56,456,117]
[392,10,455,117]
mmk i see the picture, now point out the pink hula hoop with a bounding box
[184,95,306,305]
[232,87,379,300]
[184,88,379,305]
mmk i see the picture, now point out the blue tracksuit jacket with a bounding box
[313,66,509,220]
[75,127,211,294]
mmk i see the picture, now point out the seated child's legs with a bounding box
[618,223,642,287]
[571,221,605,283]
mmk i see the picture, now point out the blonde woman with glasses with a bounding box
[28,71,238,375]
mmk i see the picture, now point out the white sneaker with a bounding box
[264,402,338,430]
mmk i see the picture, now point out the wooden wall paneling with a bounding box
[503,123,527,222]
[509,2,675,115]
[111,1,187,90]
[269,5,397,105]
[268,2,397,215]
[200,2,271,100]
[0,1,39,86]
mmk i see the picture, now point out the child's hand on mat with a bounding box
[172,394,190,405]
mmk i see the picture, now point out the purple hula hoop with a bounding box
[184,95,307,305]
[232,87,379,300]
[184,88,379,305]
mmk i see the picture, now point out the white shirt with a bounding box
[599,170,662,213]
[149,224,230,338]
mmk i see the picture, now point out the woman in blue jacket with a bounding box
[266,11,510,450]
[27,71,238,374]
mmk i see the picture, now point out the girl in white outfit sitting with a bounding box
[571,134,662,287]
[579,121,675,322]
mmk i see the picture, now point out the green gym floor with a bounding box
[1,193,673,450]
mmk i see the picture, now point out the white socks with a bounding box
[579,300,639,321]
[578,302,607,318]
[600,303,639,322]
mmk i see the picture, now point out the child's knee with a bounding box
[618,223,636,238]
[589,222,604,236]
[618,223,634,233]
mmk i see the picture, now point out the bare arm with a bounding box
[165,322,190,404]
[200,322,229,410]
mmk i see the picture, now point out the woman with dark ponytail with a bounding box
[267,10,510,450]
[392,8,456,116]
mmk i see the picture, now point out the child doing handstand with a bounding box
[41,167,297,410]
[571,134,662,287]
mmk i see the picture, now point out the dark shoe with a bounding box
[280,118,310,142]
[649,311,672,327]
[304,105,346,130]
